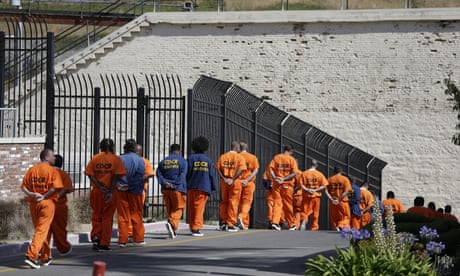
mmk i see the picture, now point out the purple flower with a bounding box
[400,232,418,246]
[419,226,439,240]
[426,241,445,255]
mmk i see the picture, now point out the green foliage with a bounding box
[0,199,33,242]
[444,76,460,145]
[306,243,436,276]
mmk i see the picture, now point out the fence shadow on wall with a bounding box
[188,75,387,230]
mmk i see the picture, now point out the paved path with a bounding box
[0,224,348,276]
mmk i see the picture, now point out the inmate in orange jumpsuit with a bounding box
[406,206,437,219]
[327,173,352,229]
[359,188,373,228]
[128,156,154,237]
[298,168,328,230]
[382,198,405,217]
[268,152,299,229]
[215,150,247,228]
[22,158,63,264]
[49,168,74,254]
[293,186,306,230]
[85,151,126,248]
[238,151,259,229]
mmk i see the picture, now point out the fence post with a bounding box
[45,32,55,149]
[186,88,193,156]
[0,32,5,137]
[136,87,145,147]
[93,87,101,156]
[0,32,5,109]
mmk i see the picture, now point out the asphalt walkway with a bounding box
[0,222,348,275]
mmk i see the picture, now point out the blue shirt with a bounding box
[349,183,362,217]
[156,152,188,194]
[119,152,145,195]
[186,153,216,195]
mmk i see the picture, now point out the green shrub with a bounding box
[0,199,33,242]
[305,243,435,276]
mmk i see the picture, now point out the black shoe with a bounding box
[25,257,40,269]
[191,230,204,237]
[227,226,239,232]
[219,223,228,231]
[235,217,245,230]
[42,257,53,266]
[271,223,281,231]
[97,246,112,252]
[165,222,176,239]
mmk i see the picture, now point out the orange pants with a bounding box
[49,199,71,254]
[219,179,242,227]
[302,196,321,230]
[163,189,186,232]
[329,201,351,229]
[188,190,209,231]
[350,214,361,230]
[360,212,371,228]
[272,183,295,228]
[238,182,255,228]
[266,190,274,222]
[293,192,306,230]
[90,188,117,247]
[117,191,145,244]
[26,200,55,262]
[128,183,148,237]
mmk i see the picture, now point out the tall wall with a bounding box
[75,10,460,212]
[0,137,45,201]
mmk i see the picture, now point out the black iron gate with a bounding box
[0,16,51,138]
[188,75,387,230]
[52,73,185,219]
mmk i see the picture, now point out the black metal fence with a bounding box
[188,75,387,230]
[52,73,185,220]
[0,17,51,138]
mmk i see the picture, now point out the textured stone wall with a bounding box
[0,138,44,201]
[77,11,460,213]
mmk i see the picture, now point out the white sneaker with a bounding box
[132,241,146,246]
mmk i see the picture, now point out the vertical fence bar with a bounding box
[45,32,55,149]
[186,88,193,156]
[137,87,145,146]
[93,87,101,155]
[0,32,5,137]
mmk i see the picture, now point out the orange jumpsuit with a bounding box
[268,153,299,228]
[382,198,405,217]
[298,169,328,230]
[359,188,373,228]
[141,157,155,205]
[327,173,352,229]
[22,163,63,263]
[129,157,154,237]
[49,169,73,254]
[215,151,247,227]
[293,187,305,229]
[406,206,437,219]
[85,152,126,247]
[238,151,259,229]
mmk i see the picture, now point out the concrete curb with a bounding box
[0,221,218,257]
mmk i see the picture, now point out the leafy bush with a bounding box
[305,199,447,276]
[306,243,435,276]
[0,199,33,242]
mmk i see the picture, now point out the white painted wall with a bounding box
[74,10,460,214]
